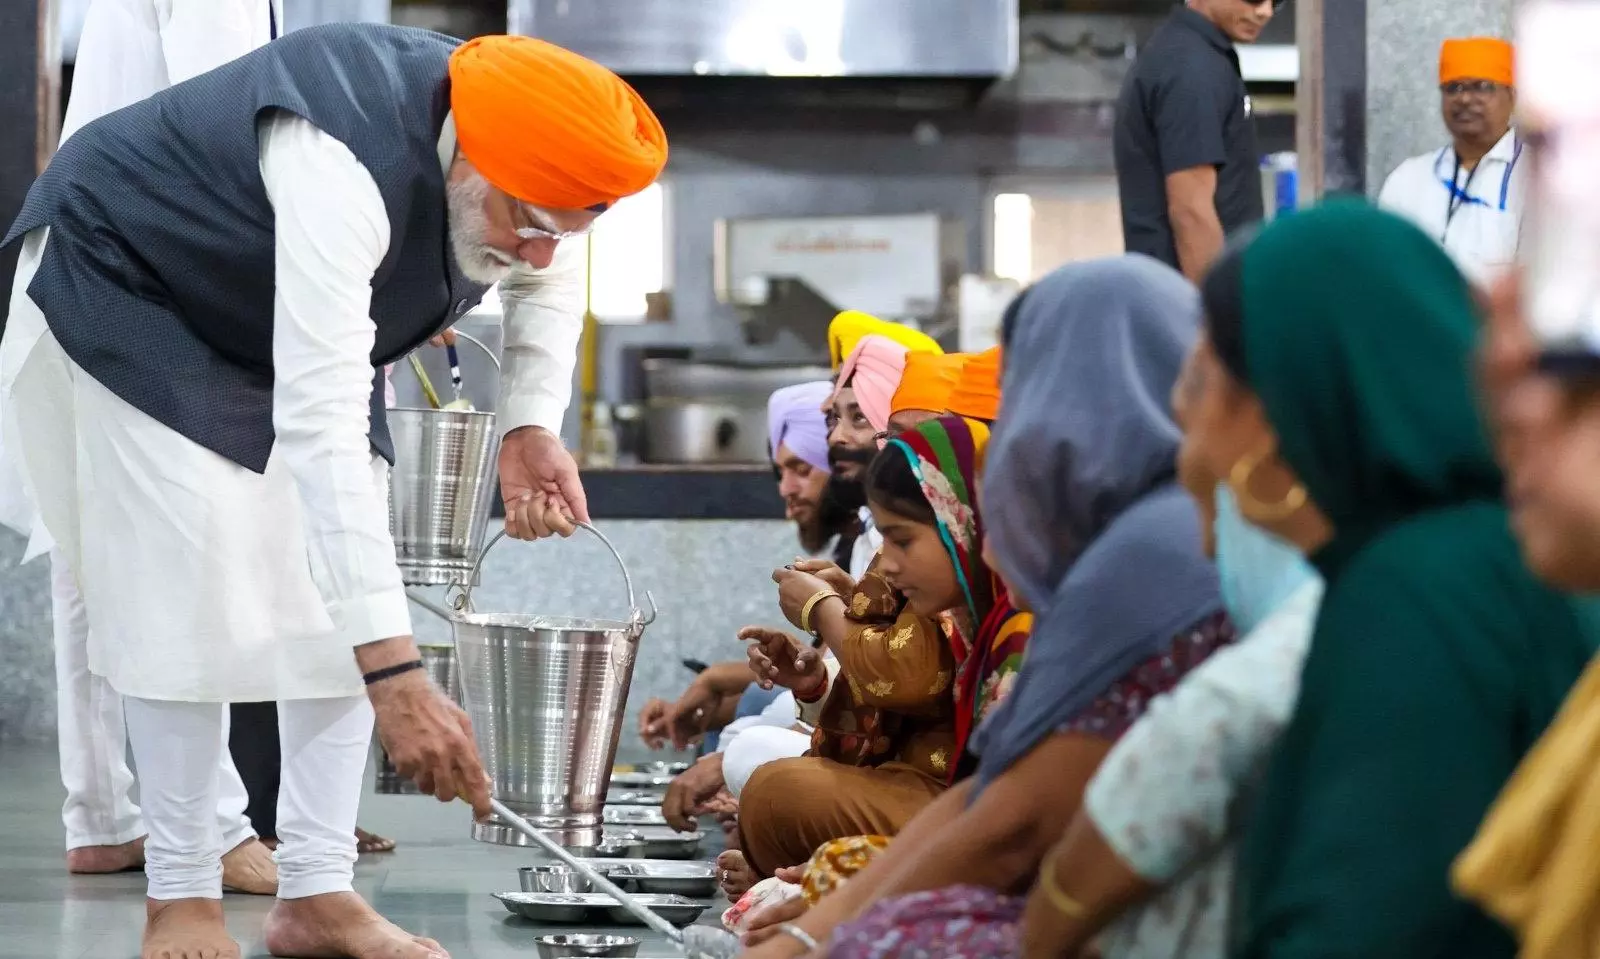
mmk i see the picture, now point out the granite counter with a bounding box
[0,469,801,743]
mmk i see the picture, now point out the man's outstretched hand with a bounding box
[499,425,590,540]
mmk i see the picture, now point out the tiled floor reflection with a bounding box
[0,742,720,958]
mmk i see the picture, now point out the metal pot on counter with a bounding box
[641,360,832,465]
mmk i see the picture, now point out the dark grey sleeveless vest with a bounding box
[2,23,492,472]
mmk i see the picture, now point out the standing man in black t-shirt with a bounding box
[1113,0,1279,281]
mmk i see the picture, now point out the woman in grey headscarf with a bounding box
[738,255,1233,959]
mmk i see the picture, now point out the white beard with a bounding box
[445,172,517,286]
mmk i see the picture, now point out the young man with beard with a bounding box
[655,382,866,902]
[640,381,852,754]
[1380,37,1523,286]
[772,382,859,564]
[1,26,665,959]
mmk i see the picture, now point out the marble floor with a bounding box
[0,740,720,959]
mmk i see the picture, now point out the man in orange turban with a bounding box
[947,346,1003,422]
[889,352,967,432]
[1377,37,1520,285]
[2,24,667,959]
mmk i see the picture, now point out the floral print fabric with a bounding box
[1088,581,1321,959]
[827,886,1024,959]
[1062,611,1236,742]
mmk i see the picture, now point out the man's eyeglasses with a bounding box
[1440,79,1505,97]
[512,202,596,242]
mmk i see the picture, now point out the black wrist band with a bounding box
[363,659,425,686]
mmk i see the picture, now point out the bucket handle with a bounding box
[406,329,502,374]
[450,330,501,372]
[447,523,659,631]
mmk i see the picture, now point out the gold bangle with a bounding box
[799,589,841,635]
[1039,855,1087,918]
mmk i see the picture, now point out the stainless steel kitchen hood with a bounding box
[508,0,1019,110]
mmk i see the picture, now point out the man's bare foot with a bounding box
[67,836,145,874]
[222,838,278,895]
[143,898,239,959]
[264,892,448,959]
[354,828,396,855]
[717,849,757,901]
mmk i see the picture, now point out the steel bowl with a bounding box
[534,933,641,958]
[519,865,594,894]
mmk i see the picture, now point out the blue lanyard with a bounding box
[1434,139,1522,240]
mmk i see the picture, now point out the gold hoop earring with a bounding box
[1228,448,1307,522]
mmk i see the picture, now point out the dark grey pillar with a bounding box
[1296,0,1366,201]
[0,0,60,323]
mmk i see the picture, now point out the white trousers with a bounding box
[723,726,812,799]
[124,694,373,901]
[51,550,258,851]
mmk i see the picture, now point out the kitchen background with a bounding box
[0,0,1510,742]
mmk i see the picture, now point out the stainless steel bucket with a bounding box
[373,643,464,795]
[450,525,658,850]
[389,332,501,587]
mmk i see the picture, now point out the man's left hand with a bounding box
[499,426,590,540]
[661,753,725,832]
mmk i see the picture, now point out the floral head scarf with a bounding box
[884,415,992,629]
[882,415,1029,779]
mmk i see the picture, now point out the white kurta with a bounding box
[850,506,883,581]
[1378,129,1526,287]
[1,112,584,703]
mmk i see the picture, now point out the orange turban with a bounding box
[449,36,669,212]
[891,353,966,417]
[1440,37,1514,87]
[947,346,1002,421]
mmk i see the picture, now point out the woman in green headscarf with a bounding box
[1206,202,1596,959]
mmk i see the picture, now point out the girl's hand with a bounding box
[773,567,836,630]
[791,558,854,597]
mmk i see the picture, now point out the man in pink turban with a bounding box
[831,335,914,439]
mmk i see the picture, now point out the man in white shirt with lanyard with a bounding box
[0,0,280,891]
[1379,37,1523,286]
[1,26,666,959]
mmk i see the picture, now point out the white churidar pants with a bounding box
[722,726,812,798]
[125,694,372,900]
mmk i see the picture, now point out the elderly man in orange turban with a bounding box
[1378,37,1522,285]
[1,24,665,959]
